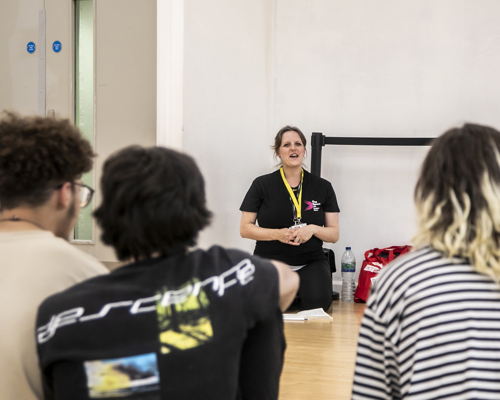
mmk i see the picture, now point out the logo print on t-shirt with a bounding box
[37,259,255,345]
[156,278,214,354]
[84,353,160,399]
[305,200,321,211]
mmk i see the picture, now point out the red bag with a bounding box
[354,245,412,303]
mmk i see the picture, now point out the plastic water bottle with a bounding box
[341,247,356,302]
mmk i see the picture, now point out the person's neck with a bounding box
[0,208,49,233]
[281,165,302,187]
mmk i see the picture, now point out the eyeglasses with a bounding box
[72,182,95,208]
[55,181,95,208]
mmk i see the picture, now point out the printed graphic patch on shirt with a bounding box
[156,278,214,354]
[84,353,160,399]
[304,200,321,211]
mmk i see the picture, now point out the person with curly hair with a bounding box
[352,123,500,399]
[36,146,298,400]
[0,112,108,400]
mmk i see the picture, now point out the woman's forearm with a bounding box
[314,212,339,243]
[240,223,287,242]
[311,225,339,244]
[289,213,339,245]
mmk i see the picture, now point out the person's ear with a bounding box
[55,182,73,209]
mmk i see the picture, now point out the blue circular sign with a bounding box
[27,42,36,54]
[52,41,62,53]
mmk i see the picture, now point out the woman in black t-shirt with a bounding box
[240,125,340,311]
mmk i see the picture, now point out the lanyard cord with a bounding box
[280,167,304,221]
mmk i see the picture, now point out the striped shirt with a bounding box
[352,247,500,400]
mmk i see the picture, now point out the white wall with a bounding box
[184,0,273,253]
[5,1,500,278]
[184,0,500,284]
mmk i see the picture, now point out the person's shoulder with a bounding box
[37,259,111,321]
[303,169,332,187]
[203,245,275,271]
[204,246,280,288]
[15,231,108,278]
[204,245,260,262]
[40,234,109,275]
[252,170,280,184]
[373,247,448,299]
[380,247,443,276]
[40,268,105,303]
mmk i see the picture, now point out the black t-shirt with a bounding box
[36,246,284,400]
[240,169,340,265]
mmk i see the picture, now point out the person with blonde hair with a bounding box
[352,123,500,399]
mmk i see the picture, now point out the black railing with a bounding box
[310,132,434,176]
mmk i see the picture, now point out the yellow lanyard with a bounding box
[280,167,304,222]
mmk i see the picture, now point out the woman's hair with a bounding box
[413,123,500,280]
[271,125,307,165]
[94,146,212,261]
[0,112,93,209]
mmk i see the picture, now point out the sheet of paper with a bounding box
[282,314,308,321]
[283,308,333,321]
[296,308,333,320]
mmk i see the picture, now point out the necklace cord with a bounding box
[0,215,44,230]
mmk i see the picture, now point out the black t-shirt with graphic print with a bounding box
[240,169,340,266]
[36,246,284,400]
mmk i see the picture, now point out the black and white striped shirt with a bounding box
[352,247,500,400]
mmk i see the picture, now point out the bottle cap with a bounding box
[346,246,351,250]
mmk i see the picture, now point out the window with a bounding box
[74,0,94,242]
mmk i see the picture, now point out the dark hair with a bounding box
[414,123,500,279]
[94,146,212,261]
[0,112,94,209]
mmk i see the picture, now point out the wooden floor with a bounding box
[279,301,367,400]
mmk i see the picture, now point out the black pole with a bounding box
[311,132,324,177]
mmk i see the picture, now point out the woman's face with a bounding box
[277,130,305,168]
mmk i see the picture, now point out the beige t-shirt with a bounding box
[0,230,108,400]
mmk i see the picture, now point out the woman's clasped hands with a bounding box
[278,225,315,246]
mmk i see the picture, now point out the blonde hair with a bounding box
[413,123,500,281]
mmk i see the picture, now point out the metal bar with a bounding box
[310,134,434,177]
[324,137,434,146]
[311,132,325,176]
[38,10,46,116]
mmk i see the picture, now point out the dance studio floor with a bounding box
[279,301,367,400]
